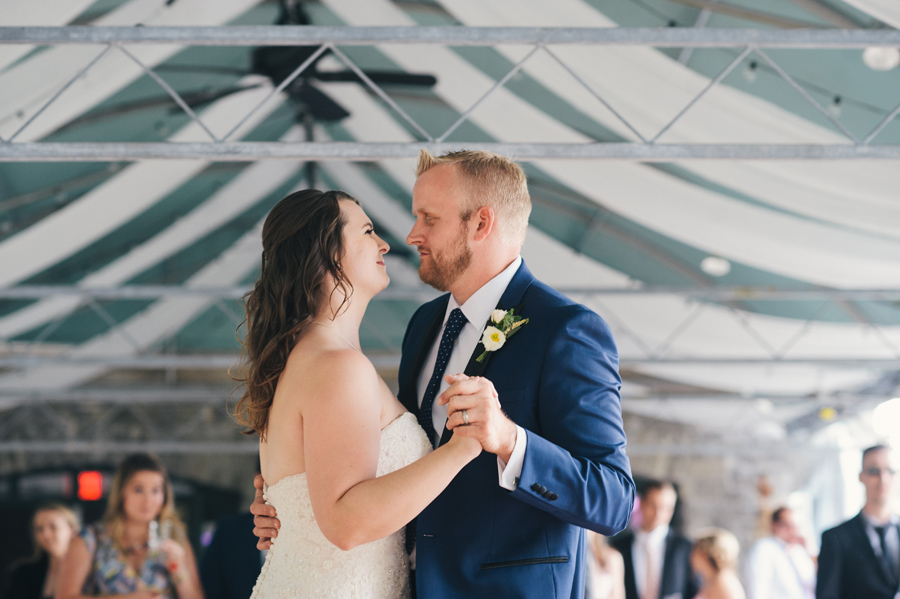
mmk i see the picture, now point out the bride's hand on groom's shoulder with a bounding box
[250,473,280,550]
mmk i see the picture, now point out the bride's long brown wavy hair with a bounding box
[234,189,358,439]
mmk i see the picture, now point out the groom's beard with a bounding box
[418,225,472,292]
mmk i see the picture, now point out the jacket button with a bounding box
[549,493,559,501]
[539,486,547,494]
[531,483,542,492]
[542,490,554,499]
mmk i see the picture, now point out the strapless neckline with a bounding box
[265,411,417,492]
[251,409,432,598]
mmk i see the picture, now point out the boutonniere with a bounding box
[476,308,529,363]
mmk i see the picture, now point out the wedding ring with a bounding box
[462,409,469,425]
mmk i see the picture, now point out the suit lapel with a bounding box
[462,297,526,377]
[851,513,897,587]
[623,535,639,599]
[437,262,534,447]
[399,296,449,415]
[463,259,533,377]
[661,531,678,597]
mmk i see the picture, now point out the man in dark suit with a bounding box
[199,512,264,599]
[252,150,635,598]
[611,481,697,599]
[817,444,899,599]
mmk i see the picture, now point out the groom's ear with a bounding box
[471,206,495,241]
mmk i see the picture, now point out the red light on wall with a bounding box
[78,471,103,501]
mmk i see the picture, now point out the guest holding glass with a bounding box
[56,453,203,599]
[1,503,78,599]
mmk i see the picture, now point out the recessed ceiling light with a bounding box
[701,256,731,277]
[862,47,900,71]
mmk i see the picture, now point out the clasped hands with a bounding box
[439,373,517,463]
[250,373,517,550]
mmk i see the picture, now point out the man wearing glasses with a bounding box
[817,444,899,599]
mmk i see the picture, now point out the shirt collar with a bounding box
[636,524,670,547]
[445,256,522,329]
[862,511,900,528]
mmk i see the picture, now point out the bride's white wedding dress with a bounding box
[250,412,432,599]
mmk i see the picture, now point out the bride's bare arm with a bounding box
[295,349,480,550]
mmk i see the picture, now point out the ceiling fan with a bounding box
[251,0,438,186]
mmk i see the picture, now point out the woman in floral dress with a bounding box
[57,453,203,599]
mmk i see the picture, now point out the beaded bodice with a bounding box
[250,412,432,599]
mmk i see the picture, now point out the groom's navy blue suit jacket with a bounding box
[398,261,635,599]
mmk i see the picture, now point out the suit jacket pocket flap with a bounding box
[480,556,568,570]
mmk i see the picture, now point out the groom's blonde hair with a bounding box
[417,150,531,246]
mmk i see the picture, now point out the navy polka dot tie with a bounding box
[418,308,467,445]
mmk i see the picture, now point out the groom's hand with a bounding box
[439,374,517,463]
[250,473,280,550]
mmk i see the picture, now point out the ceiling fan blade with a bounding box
[294,83,350,122]
[314,70,437,87]
[179,85,261,109]
[277,0,312,25]
[251,46,326,86]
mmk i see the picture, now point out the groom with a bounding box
[252,150,635,598]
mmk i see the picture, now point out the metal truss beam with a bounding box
[2,26,900,48]
[4,284,900,301]
[0,388,880,405]
[0,353,396,369]
[0,439,811,455]
[0,284,435,301]
[0,441,257,454]
[0,387,235,404]
[623,392,888,404]
[4,26,900,160]
[1,353,898,369]
[0,399,256,454]
[2,142,900,161]
[622,442,836,457]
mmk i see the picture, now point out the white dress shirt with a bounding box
[416,256,527,490]
[632,525,669,599]
[744,536,816,599]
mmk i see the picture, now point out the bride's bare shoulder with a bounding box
[286,342,373,373]
[281,345,378,404]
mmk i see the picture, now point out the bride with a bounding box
[235,189,482,598]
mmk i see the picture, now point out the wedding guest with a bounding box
[586,531,625,599]
[1,503,78,599]
[56,453,204,599]
[611,480,698,599]
[817,444,899,599]
[744,507,815,599]
[691,528,745,599]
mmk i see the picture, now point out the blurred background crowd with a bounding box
[1,443,897,599]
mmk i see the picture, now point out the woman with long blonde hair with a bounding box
[56,453,203,599]
[1,503,78,599]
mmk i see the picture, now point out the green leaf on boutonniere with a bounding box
[476,308,529,363]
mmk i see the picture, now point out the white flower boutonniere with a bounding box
[476,308,529,363]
